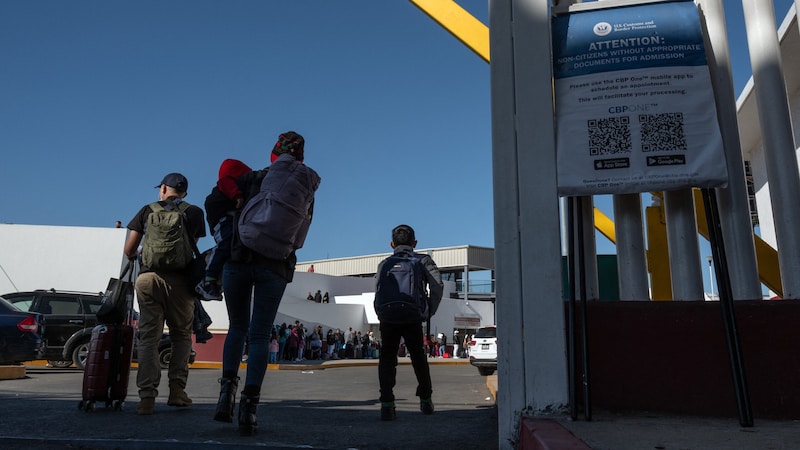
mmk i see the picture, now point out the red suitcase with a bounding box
[78,323,135,411]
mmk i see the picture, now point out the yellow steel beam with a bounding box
[753,235,782,296]
[691,189,782,297]
[594,207,616,243]
[646,202,672,300]
[409,0,490,62]
[411,1,783,295]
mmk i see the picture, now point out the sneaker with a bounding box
[420,398,434,415]
[380,402,396,421]
[137,397,155,415]
[195,281,222,301]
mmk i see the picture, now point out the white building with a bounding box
[0,223,496,339]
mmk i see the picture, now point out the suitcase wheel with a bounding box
[112,400,124,411]
[79,400,95,412]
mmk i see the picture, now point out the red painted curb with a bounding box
[518,418,591,450]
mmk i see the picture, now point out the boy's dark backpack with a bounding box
[238,153,321,260]
[141,200,195,271]
[374,250,429,323]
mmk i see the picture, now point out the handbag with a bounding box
[96,259,136,324]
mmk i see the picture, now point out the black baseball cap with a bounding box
[155,173,188,193]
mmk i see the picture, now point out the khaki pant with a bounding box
[135,271,195,399]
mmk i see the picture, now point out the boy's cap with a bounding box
[271,131,305,163]
[391,224,416,245]
[155,173,188,192]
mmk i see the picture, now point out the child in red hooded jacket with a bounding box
[196,158,252,300]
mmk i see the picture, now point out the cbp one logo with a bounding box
[593,22,612,36]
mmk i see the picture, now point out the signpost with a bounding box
[554,0,751,427]
[553,0,728,196]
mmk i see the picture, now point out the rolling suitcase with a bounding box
[78,323,135,411]
[79,261,136,412]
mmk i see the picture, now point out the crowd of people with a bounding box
[267,321,474,362]
[305,290,329,303]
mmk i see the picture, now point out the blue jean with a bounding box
[278,340,286,361]
[221,261,287,390]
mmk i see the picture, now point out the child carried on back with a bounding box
[196,158,252,300]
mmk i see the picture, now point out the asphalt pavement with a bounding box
[2,359,799,449]
[0,359,498,449]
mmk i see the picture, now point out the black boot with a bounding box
[213,377,239,423]
[238,392,259,436]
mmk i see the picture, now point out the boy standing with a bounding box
[373,224,443,421]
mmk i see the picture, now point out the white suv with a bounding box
[468,325,497,376]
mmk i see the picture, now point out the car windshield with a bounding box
[474,327,496,338]
[0,296,23,312]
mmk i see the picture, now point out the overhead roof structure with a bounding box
[296,245,495,278]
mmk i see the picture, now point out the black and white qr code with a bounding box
[587,116,631,156]
[639,112,686,152]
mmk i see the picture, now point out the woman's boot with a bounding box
[213,377,239,422]
[238,392,259,436]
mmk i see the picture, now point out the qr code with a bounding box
[587,117,631,156]
[639,113,686,152]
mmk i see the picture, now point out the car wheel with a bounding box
[48,360,73,368]
[159,347,171,370]
[478,367,495,376]
[72,341,90,370]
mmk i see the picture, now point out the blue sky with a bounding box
[0,1,796,289]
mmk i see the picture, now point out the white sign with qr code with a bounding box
[552,0,728,196]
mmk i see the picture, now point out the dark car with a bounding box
[2,289,194,369]
[2,289,102,368]
[0,296,46,364]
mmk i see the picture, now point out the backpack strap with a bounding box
[161,199,202,259]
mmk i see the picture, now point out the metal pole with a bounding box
[702,188,753,427]
[567,198,578,421]
[707,256,714,299]
[576,196,592,421]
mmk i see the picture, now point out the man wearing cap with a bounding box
[123,173,206,415]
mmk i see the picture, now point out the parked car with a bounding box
[469,325,497,376]
[0,296,46,364]
[2,289,103,368]
[2,289,194,369]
